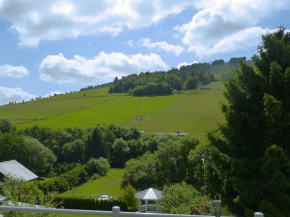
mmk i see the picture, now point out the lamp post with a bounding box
[202,158,206,196]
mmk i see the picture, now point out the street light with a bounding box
[202,158,206,196]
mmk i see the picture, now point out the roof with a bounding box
[135,188,162,201]
[156,132,188,136]
[0,160,38,181]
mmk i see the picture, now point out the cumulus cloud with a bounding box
[0,64,29,78]
[187,27,272,57]
[0,86,35,105]
[39,52,168,84]
[175,0,290,56]
[43,91,65,98]
[0,0,194,47]
[139,38,184,56]
[177,61,198,69]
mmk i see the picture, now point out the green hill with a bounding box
[0,81,225,136]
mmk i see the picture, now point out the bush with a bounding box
[86,157,110,176]
[54,197,128,211]
[157,182,211,215]
[38,164,88,193]
[121,184,138,209]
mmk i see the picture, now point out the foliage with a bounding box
[157,182,211,215]
[185,76,199,90]
[62,139,85,163]
[121,152,156,190]
[1,176,56,217]
[38,164,88,193]
[24,138,57,175]
[53,196,127,211]
[121,136,200,189]
[109,66,215,96]
[208,27,290,217]
[111,138,130,167]
[0,118,16,133]
[86,157,110,176]
[0,133,31,167]
[121,184,138,209]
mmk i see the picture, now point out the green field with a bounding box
[60,169,124,199]
[0,82,226,135]
[122,81,225,137]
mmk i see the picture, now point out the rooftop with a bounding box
[0,160,38,181]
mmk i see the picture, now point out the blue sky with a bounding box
[0,0,290,105]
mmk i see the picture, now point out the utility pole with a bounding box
[136,107,139,121]
[202,158,206,196]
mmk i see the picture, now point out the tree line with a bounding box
[109,68,215,96]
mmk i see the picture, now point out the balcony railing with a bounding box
[0,204,264,217]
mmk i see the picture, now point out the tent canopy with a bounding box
[135,188,162,201]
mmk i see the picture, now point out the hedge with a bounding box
[54,196,128,211]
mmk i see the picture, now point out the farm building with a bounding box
[0,160,38,185]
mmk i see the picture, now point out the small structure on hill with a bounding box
[0,160,38,185]
[135,188,162,213]
[156,132,188,136]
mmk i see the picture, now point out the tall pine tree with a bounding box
[208,27,290,217]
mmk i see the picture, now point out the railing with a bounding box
[0,206,213,217]
[0,204,264,217]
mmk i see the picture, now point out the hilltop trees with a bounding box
[109,67,215,96]
[208,27,290,217]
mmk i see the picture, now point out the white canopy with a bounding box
[135,188,162,201]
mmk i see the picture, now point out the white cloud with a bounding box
[0,0,195,47]
[176,61,198,69]
[175,0,290,56]
[43,91,65,98]
[0,64,29,78]
[0,86,35,105]
[139,38,184,56]
[39,52,168,84]
[127,40,134,47]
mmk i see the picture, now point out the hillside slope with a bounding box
[0,81,225,136]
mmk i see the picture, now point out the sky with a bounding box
[0,0,290,105]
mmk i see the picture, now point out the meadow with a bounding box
[122,81,225,137]
[60,169,124,199]
[0,81,225,135]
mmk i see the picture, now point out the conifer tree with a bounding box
[208,27,290,217]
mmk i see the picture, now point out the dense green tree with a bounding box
[24,138,57,175]
[121,184,138,209]
[86,157,110,176]
[207,28,290,217]
[62,139,85,163]
[0,133,31,167]
[157,182,210,215]
[87,127,106,159]
[0,119,16,133]
[185,76,199,90]
[121,152,156,190]
[112,138,130,167]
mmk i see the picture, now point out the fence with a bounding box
[0,203,264,217]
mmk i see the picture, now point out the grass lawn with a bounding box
[122,81,226,138]
[60,169,124,199]
[16,94,183,129]
[0,81,226,136]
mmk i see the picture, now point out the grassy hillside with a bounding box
[122,81,225,137]
[0,82,226,135]
[60,169,124,199]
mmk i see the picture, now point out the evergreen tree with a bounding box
[208,27,290,217]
